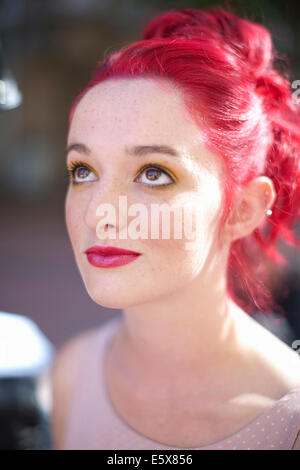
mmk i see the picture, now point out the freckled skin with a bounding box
[65,77,226,310]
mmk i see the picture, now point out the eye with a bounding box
[67,161,98,184]
[134,164,175,187]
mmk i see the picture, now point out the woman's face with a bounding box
[65,77,227,308]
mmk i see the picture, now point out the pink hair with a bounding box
[67,6,300,315]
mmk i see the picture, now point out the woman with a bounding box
[51,6,300,450]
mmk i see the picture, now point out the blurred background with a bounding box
[1,0,300,352]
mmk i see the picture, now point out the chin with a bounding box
[83,281,139,309]
[82,277,164,310]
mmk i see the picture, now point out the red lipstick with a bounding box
[84,245,141,268]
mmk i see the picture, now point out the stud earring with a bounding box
[264,189,272,216]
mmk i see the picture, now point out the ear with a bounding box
[224,176,276,243]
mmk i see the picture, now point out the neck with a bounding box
[110,262,246,384]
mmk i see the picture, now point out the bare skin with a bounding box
[64,77,300,448]
[104,301,300,448]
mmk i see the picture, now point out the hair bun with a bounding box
[143,7,275,78]
[142,8,204,40]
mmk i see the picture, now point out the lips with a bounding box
[85,245,141,256]
[84,245,141,268]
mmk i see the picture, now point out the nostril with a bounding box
[104,223,114,230]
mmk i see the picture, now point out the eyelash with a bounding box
[66,160,92,184]
[66,160,175,188]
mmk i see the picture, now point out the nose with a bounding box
[84,182,128,240]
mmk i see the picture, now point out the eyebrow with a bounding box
[66,143,181,159]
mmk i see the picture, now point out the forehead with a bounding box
[69,78,197,140]
[68,77,224,176]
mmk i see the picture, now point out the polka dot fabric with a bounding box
[62,317,300,450]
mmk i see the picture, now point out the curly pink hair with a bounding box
[67,6,300,315]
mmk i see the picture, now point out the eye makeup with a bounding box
[66,160,96,185]
[134,162,176,188]
[66,160,177,188]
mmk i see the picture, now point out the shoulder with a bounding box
[253,332,300,397]
[51,328,94,389]
[50,328,96,449]
[238,309,300,390]
[51,327,96,378]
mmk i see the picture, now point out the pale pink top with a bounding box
[62,317,300,450]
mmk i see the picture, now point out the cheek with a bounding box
[144,196,217,275]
